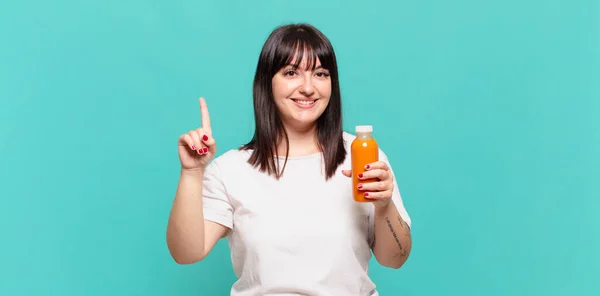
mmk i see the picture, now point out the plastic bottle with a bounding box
[351,125,379,202]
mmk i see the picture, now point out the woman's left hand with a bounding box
[342,161,393,208]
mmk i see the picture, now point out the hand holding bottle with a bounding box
[341,125,393,208]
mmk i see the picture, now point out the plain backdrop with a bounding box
[1,0,599,295]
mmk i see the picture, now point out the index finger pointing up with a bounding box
[199,97,211,131]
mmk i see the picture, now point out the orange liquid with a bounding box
[351,136,379,202]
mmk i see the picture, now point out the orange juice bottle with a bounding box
[351,125,379,202]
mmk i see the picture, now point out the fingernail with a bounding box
[364,192,369,197]
[365,165,370,170]
[203,135,208,141]
[203,147,208,153]
[191,145,196,150]
[358,173,363,178]
[358,184,363,189]
[197,149,203,154]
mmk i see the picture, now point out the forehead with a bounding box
[285,48,322,69]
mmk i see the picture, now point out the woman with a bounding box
[167,23,412,296]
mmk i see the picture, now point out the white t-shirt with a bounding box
[202,132,411,296]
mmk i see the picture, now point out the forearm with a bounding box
[167,169,206,263]
[372,202,412,269]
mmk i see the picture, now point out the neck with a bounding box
[277,122,320,157]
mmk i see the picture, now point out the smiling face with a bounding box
[244,23,344,179]
[271,53,332,131]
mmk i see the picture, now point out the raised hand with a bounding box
[177,97,217,172]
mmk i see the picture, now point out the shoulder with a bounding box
[210,148,252,168]
[342,131,356,142]
[342,131,355,152]
[203,149,253,186]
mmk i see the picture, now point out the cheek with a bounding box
[272,79,300,98]
[286,80,300,90]
[316,81,332,98]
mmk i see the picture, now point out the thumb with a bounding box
[201,134,217,154]
[341,169,352,178]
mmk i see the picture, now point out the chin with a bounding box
[290,113,324,127]
[294,117,319,126]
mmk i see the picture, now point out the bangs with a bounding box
[271,31,334,73]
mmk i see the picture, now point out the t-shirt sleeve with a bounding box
[367,149,412,246]
[202,160,234,230]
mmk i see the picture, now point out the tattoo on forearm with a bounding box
[398,216,411,237]
[385,217,407,258]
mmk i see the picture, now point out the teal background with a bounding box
[1,0,598,295]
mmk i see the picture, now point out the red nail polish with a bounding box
[365,165,370,170]
[358,173,363,178]
[358,184,363,189]
[364,192,369,197]
[191,145,196,150]
[203,135,208,141]
[197,149,203,154]
[203,147,208,153]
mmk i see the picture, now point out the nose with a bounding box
[299,74,315,96]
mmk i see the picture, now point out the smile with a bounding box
[292,99,317,105]
[291,98,319,109]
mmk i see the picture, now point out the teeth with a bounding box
[294,100,316,105]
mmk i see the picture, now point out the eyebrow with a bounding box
[283,64,327,70]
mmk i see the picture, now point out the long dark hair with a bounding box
[240,23,346,180]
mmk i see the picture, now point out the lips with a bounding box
[290,98,319,109]
[291,98,318,105]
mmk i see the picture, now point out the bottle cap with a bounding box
[355,125,373,133]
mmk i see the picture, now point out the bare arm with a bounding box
[166,169,229,264]
[371,202,412,269]
[166,97,228,264]
[342,157,412,269]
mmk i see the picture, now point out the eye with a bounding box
[282,69,298,76]
[315,71,330,78]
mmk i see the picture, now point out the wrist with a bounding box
[180,167,205,178]
[373,200,393,215]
